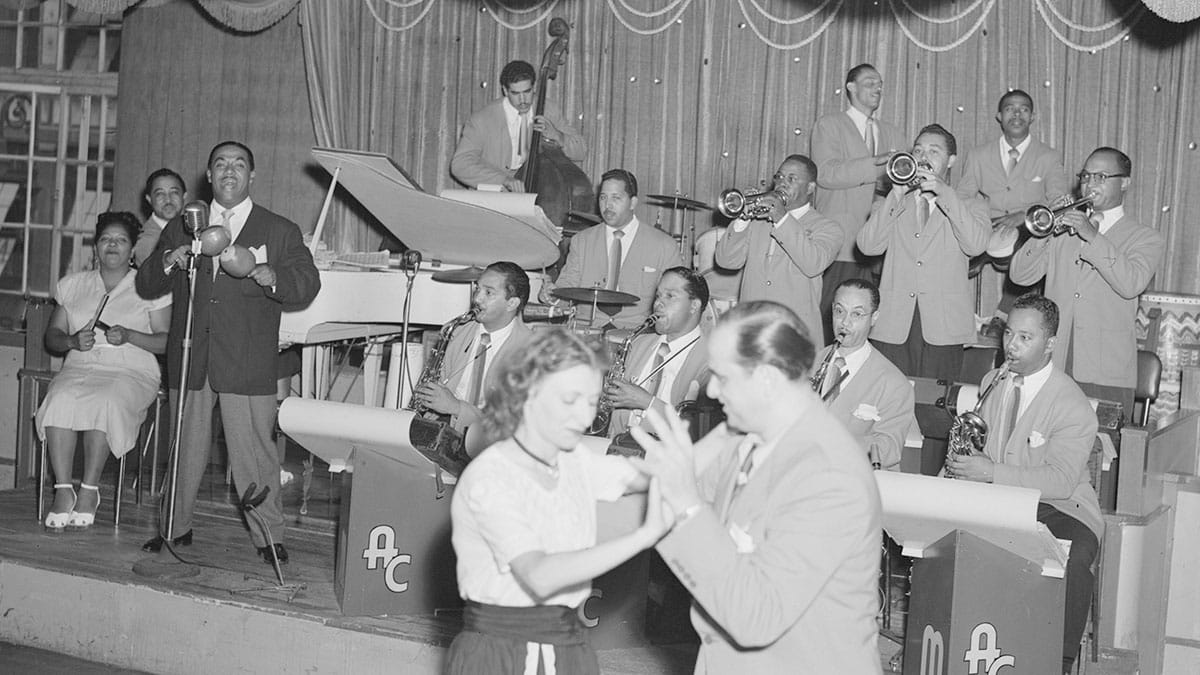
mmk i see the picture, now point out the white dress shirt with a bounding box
[834,341,874,389]
[633,324,704,412]
[454,318,516,402]
[604,216,640,267]
[210,196,253,242]
[501,98,529,169]
[1094,204,1126,236]
[998,134,1033,169]
[845,106,877,149]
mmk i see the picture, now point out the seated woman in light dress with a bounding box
[446,327,668,674]
[37,211,170,530]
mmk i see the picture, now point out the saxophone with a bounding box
[590,315,657,435]
[946,360,1012,462]
[810,332,845,395]
[406,309,476,475]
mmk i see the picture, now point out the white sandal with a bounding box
[67,483,101,529]
[45,483,76,530]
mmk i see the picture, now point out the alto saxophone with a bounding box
[810,332,845,395]
[590,315,658,435]
[946,360,1012,461]
[406,308,476,475]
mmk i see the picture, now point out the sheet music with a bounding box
[439,189,560,241]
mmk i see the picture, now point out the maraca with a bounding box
[219,245,256,278]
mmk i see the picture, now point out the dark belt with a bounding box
[462,601,587,646]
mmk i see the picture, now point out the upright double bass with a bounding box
[515,18,595,235]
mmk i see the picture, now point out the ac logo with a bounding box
[362,524,412,593]
[963,622,1015,675]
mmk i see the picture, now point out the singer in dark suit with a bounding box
[137,141,320,565]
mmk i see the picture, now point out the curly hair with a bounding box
[478,327,608,447]
[95,211,140,243]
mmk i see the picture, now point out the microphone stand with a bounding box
[396,250,422,408]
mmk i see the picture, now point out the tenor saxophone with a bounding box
[590,315,657,435]
[946,360,1012,460]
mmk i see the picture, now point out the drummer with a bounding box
[606,267,710,438]
[541,169,684,330]
[414,261,534,447]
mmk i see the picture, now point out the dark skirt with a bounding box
[445,601,598,675]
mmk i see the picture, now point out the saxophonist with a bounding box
[815,279,916,470]
[946,293,1100,675]
[606,267,711,438]
[413,262,534,443]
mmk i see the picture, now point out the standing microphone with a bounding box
[182,201,208,238]
[403,250,422,281]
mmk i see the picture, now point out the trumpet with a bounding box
[885,152,932,189]
[1023,195,1095,237]
[717,187,787,220]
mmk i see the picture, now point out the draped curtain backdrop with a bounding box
[298,0,1200,296]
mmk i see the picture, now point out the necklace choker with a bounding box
[512,436,559,476]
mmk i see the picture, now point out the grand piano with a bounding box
[280,147,562,403]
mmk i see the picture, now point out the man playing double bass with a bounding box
[451,60,587,192]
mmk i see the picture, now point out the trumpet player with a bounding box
[811,63,906,344]
[946,294,1100,674]
[814,279,916,470]
[1009,147,1164,417]
[857,124,991,380]
[714,154,842,343]
[413,262,534,437]
[607,267,710,437]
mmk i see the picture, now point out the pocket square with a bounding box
[643,266,657,273]
[249,245,268,264]
[728,522,756,553]
[1031,176,1043,183]
[853,404,881,422]
[1029,430,1046,448]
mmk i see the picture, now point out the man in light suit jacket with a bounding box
[811,63,906,342]
[414,261,534,437]
[631,301,881,674]
[607,267,710,437]
[1009,147,1163,416]
[714,154,842,342]
[817,278,916,470]
[858,123,991,380]
[135,168,187,268]
[956,89,1071,314]
[948,294,1101,674]
[137,141,320,566]
[450,60,586,191]
[543,169,684,329]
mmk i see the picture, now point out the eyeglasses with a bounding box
[1077,171,1129,184]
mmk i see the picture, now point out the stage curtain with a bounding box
[111,0,321,234]
[296,0,1200,296]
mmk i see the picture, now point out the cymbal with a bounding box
[431,266,485,283]
[646,194,712,211]
[552,286,639,305]
[568,210,602,224]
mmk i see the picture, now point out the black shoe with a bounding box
[257,543,289,566]
[142,530,193,553]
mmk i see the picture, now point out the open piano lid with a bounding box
[311,147,561,269]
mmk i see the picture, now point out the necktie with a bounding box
[822,355,848,402]
[1006,147,1019,175]
[864,117,876,156]
[465,332,491,408]
[722,437,760,517]
[998,374,1024,451]
[644,342,671,400]
[607,229,624,290]
[916,194,930,225]
[517,112,531,166]
[213,209,234,279]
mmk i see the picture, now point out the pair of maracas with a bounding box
[195,224,258,278]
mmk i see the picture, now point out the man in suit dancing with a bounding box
[631,301,881,673]
[816,278,917,470]
[1009,147,1164,417]
[858,123,991,380]
[606,266,710,438]
[947,294,1101,674]
[714,154,842,342]
[450,60,586,192]
[811,62,906,342]
[542,168,684,329]
[414,261,534,436]
[138,141,320,566]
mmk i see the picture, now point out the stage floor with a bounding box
[0,447,1132,674]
